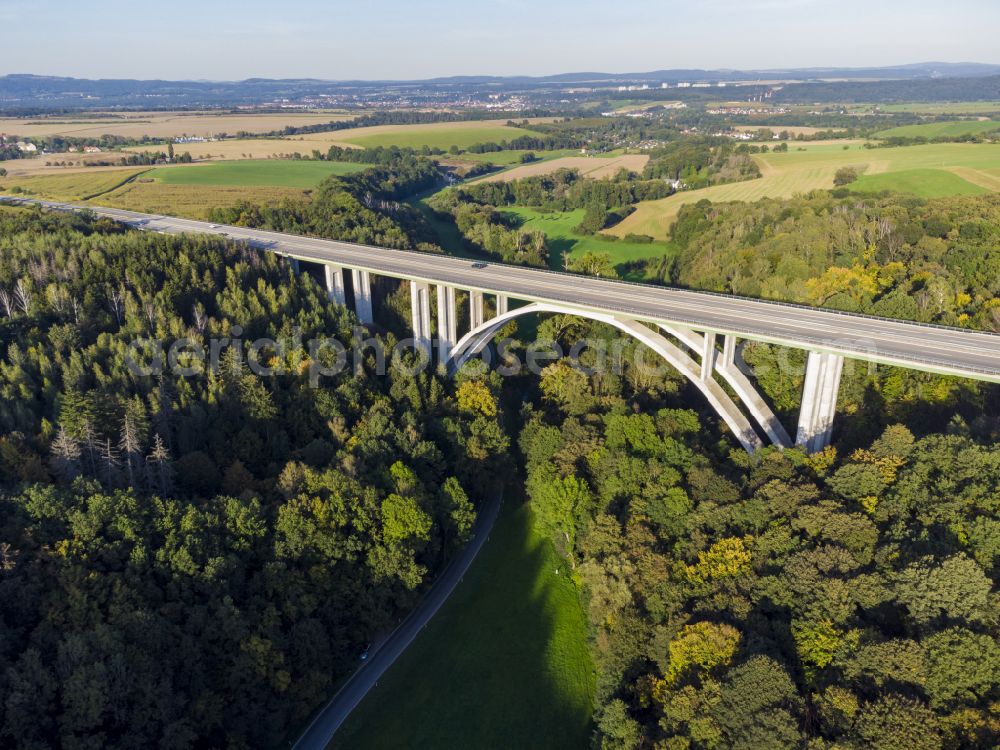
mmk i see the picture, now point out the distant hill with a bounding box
[2,63,1000,110]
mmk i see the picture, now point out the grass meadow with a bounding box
[876,120,1000,139]
[609,141,1000,240]
[328,499,595,750]
[878,102,1000,115]
[502,206,674,271]
[848,168,990,197]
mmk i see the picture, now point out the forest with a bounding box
[0,206,508,747]
[666,192,1000,331]
[208,154,443,251]
[0,152,998,750]
[515,306,999,750]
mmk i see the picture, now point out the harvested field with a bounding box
[125,139,326,161]
[0,152,141,176]
[119,119,560,161]
[300,118,557,150]
[0,169,148,200]
[88,182,308,220]
[732,125,846,136]
[477,154,650,182]
[0,111,354,140]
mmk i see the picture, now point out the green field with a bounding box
[879,101,1000,115]
[151,159,367,188]
[453,148,579,166]
[876,120,1000,139]
[329,500,594,750]
[610,141,1000,240]
[338,124,546,151]
[849,168,990,198]
[503,206,675,271]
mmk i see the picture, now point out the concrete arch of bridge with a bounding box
[448,302,764,453]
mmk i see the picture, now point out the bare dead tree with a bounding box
[119,412,145,488]
[145,433,174,497]
[143,299,158,331]
[69,294,82,325]
[46,284,72,319]
[0,543,18,573]
[0,288,14,318]
[13,279,32,314]
[192,303,208,334]
[99,438,122,489]
[106,285,126,326]
[50,425,82,482]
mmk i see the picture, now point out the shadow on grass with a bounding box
[329,495,594,750]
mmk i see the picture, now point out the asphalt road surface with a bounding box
[290,487,503,750]
[5,198,999,382]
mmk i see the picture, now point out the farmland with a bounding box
[0,111,354,139]
[446,148,579,166]
[732,125,845,136]
[876,120,1000,139]
[0,159,366,219]
[120,118,558,161]
[326,120,550,150]
[848,168,990,197]
[476,154,650,183]
[609,141,1000,240]
[149,159,367,188]
[89,182,308,220]
[126,138,328,161]
[0,168,147,200]
[878,101,1000,115]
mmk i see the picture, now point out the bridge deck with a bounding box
[7,198,1000,383]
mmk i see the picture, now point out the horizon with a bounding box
[5,0,999,80]
[4,60,1000,84]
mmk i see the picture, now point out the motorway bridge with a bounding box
[5,198,999,453]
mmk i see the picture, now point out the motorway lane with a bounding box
[291,487,503,750]
[7,198,1000,381]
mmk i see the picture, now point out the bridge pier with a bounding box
[323,264,347,306]
[700,332,717,382]
[437,285,458,364]
[722,334,736,368]
[495,294,508,316]
[352,269,373,325]
[410,281,432,357]
[469,290,485,330]
[795,351,844,453]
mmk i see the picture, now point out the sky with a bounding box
[3,0,999,80]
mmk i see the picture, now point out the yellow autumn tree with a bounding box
[455,379,497,417]
[684,536,753,584]
[662,621,742,687]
